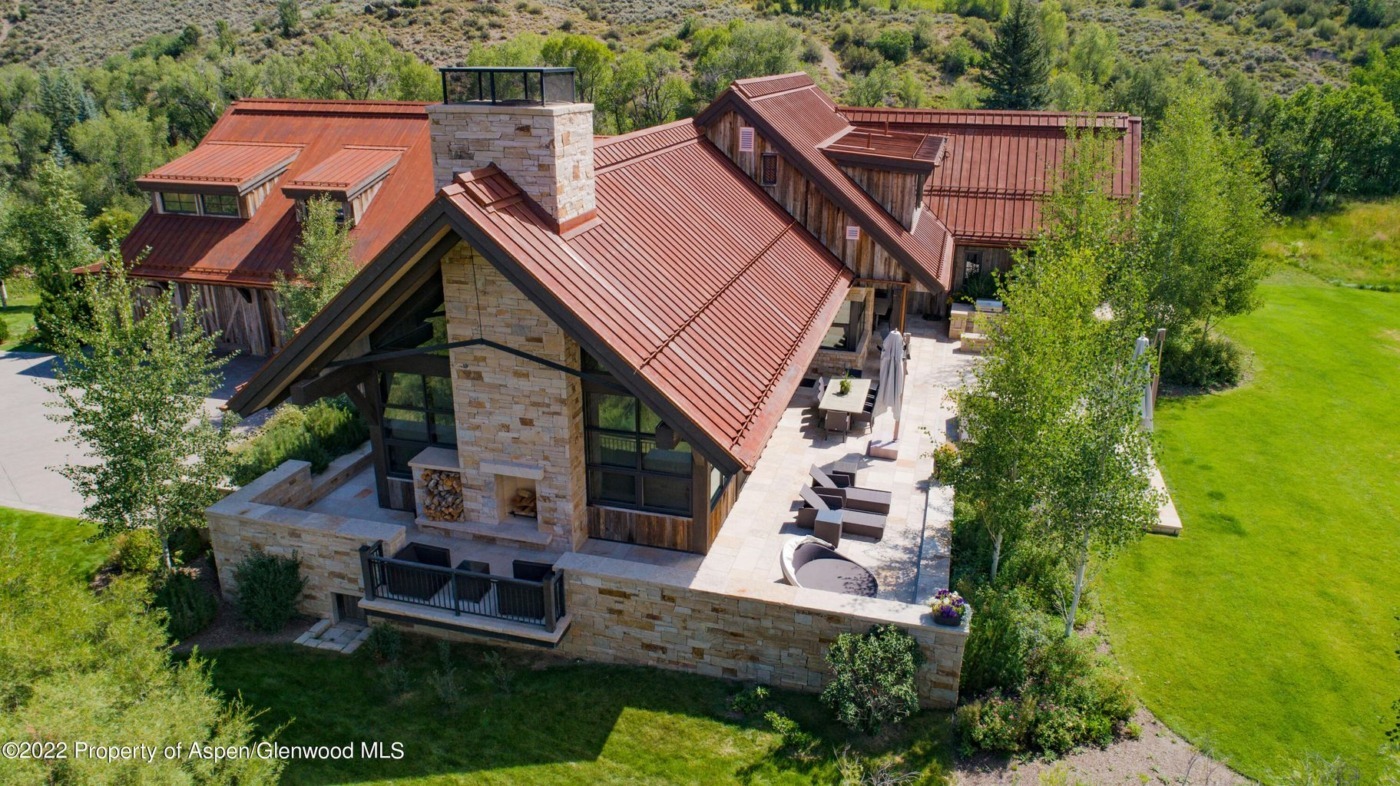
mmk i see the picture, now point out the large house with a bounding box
[207,68,1140,707]
[121,99,436,356]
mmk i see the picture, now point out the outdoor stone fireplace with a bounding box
[485,460,542,524]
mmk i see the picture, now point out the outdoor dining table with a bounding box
[818,378,873,416]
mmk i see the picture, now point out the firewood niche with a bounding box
[419,469,464,522]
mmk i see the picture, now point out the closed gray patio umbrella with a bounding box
[874,329,906,438]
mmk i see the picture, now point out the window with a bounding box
[583,357,693,516]
[821,296,866,351]
[160,192,198,215]
[760,152,778,186]
[710,465,733,507]
[964,251,984,281]
[381,372,456,477]
[201,193,240,217]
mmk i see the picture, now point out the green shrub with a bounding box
[167,526,209,564]
[0,316,9,345]
[154,570,218,639]
[727,685,770,716]
[365,622,404,663]
[958,271,999,302]
[232,550,306,633]
[764,710,819,758]
[112,528,164,574]
[959,585,1047,698]
[873,29,913,64]
[956,692,1032,754]
[230,398,367,485]
[1162,334,1243,389]
[956,632,1136,755]
[821,624,922,733]
[931,442,961,483]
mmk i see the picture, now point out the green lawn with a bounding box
[1262,198,1400,291]
[206,642,954,785]
[0,506,105,581]
[1,276,42,351]
[1100,270,1400,780]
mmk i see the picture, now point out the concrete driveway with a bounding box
[0,351,266,518]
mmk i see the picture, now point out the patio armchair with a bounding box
[385,542,452,600]
[797,485,886,541]
[453,559,492,604]
[809,465,893,514]
[497,559,556,623]
[824,411,850,435]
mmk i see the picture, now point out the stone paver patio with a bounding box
[295,618,370,653]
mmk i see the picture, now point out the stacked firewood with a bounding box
[510,487,538,519]
[420,469,464,521]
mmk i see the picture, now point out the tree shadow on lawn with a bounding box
[202,637,953,785]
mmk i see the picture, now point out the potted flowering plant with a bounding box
[838,374,852,396]
[929,589,967,626]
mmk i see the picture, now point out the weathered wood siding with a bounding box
[839,165,925,231]
[167,282,285,356]
[587,505,693,552]
[703,110,924,291]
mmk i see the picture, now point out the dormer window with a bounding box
[137,141,301,221]
[283,145,403,232]
[203,194,240,217]
[160,192,199,215]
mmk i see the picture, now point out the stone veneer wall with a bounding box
[206,451,407,618]
[553,553,966,709]
[441,243,588,549]
[426,101,594,224]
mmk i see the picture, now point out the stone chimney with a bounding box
[428,67,595,230]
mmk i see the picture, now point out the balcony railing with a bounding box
[440,67,576,106]
[359,541,566,632]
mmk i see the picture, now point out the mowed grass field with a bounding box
[206,643,954,786]
[1100,225,1400,779]
[0,277,41,352]
[0,506,105,581]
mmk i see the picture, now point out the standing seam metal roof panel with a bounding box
[443,127,852,470]
[122,99,434,288]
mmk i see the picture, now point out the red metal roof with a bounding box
[135,142,302,194]
[841,106,1142,245]
[820,127,946,174]
[122,99,433,288]
[445,121,853,471]
[697,74,954,292]
[282,146,404,199]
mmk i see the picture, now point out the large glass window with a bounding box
[381,372,456,477]
[202,193,240,217]
[160,192,199,215]
[822,296,866,351]
[584,375,693,517]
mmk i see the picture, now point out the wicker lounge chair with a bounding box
[797,485,886,540]
[809,465,893,514]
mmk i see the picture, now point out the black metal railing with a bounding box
[440,67,576,106]
[359,542,565,632]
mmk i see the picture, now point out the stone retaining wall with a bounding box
[207,451,406,618]
[554,553,966,708]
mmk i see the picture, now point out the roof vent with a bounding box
[440,67,577,106]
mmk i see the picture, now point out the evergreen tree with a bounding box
[980,0,1051,110]
[0,161,99,347]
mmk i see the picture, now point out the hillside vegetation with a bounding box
[4,0,1394,96]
